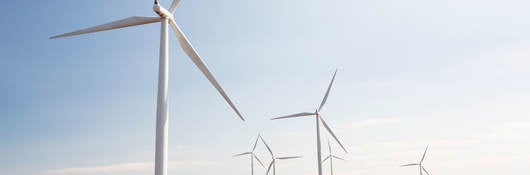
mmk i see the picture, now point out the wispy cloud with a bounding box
[45,160,215,175]
[46,162,155,174]
[348,117,401,128]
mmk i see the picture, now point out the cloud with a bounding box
[46,161,216,175]
[46,162,155,174]
[347,117,401,128]
[450,43,530,77]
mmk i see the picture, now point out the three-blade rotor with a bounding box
[266,155,302,175]
[50,0,245,121]
[260,135,302,175]
[271,69,347,153]
[401,145,431,175]
[233,134,264,159]
[322,139,346,163]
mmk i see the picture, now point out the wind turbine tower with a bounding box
[234,134,266,175]
[50,1,245,175]
[322,139,346,175]
[271,70,347,175]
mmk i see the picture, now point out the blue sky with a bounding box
[1,0,530,175]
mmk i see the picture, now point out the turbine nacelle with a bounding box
[153,4,173,19]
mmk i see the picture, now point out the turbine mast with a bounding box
[316,112,323,175]
[330,155,334,175]
[251,153,254,175]
[154,18,169,175]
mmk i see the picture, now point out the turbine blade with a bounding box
[332,155,346,161]
[400,163,419,167]
[319,116,347,153]
[271,112,315,120]
[50,16,161,39]
[327,139,332,154]
[275,156,303,160]
[169,0,181,12]
[169,19,245,121]
[420,145,429,163]
[322,155,331,163]
[422,166,431,175]
[260,136,273,157]
[252,134,260,151]
[318,69,337,112]
[253,154,265,168]
[233,152,251,157]
[266,161,274,175]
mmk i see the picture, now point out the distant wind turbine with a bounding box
[234,134,266,175]
[271,70,347,175]
[50,1,245,175]
[260,136,302,175]
[322,139,346,175]
[401,145,431,175]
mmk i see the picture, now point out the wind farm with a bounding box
[2,0,529,175]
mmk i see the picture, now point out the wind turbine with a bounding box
[322,139,346,175]
[234,134,266,175]
[401,145,431,175]
[50,1,245,175]
[260,136,302,175]
[271,70,347,175]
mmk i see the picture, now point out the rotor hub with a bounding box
[153,5,173,19]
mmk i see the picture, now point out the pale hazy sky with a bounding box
[1,0,530,175]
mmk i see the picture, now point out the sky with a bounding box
[1,0,530,175]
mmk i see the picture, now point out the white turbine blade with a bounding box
[260,136,273,157]
[420,145,429,163]
[322,155,331,163]
[169,19,245,121]
[271,112,315,120]
[332,155,346,161]
[233,152,251,157]
[252,134,260,151]
[169,0,181,12]
[327,139,332,154]
[266,161,274,175]
[400,163,419,167]
[275,156,303,160]
[318,69,337,112]
[319,116,347,153]
[253,154,265,168]
[422,166,431,175]
[50,16,161,39]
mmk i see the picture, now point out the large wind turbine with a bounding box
[271,70,347,175]
[234,134,266,175]
[401,145,431,175]
[50,1,245,175]
[322,139,346,175]
[260,136,302,175]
